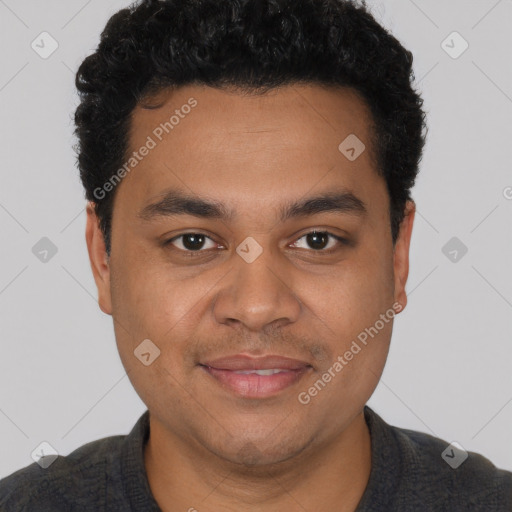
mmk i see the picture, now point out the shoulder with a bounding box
[392,422,512,509]
[362,406,512,510]
[0,434,125,511]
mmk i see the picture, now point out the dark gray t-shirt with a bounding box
[1,406,511,511]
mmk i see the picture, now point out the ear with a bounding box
[392,200,415,312]
[85,201,113,315]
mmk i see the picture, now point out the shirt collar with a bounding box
[120,409,162,511]
[354,405,403,510]
[119,405,401,511]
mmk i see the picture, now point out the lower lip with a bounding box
[201,366,311,398]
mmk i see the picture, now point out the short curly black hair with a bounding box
[74,0,427,256]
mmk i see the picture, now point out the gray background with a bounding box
[1,0,511,477]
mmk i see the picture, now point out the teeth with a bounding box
[233,369,287,376]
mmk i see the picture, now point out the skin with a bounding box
[86,83,415,512]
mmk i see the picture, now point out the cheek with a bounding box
[110,248,176,325]
[109,265,192,412]
[310,241,395,379]
[324,250,394,326]
[110,257,208,377]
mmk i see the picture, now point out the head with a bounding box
[78,0,426,466]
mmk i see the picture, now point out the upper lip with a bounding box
[200,354,312,371]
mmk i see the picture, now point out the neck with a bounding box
[144,410,372,512]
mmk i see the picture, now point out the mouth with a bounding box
[199,354,313,399]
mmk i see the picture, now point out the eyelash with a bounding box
[163,230,349,257]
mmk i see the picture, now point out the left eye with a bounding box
[165,230,346,254]
[290,231,346,251]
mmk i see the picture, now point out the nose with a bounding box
[211,242,302,333]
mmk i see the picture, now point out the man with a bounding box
[1,0,511,510]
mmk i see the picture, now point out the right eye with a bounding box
[164,232,221,255]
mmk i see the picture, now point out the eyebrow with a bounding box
[137,188,368,223]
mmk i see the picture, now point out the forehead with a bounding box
[116,83,386,221]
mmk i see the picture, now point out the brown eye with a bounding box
[166,233,218,253]
[305,231,329,250]
[290,230,348,252]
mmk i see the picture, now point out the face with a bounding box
[86,83,414,466]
